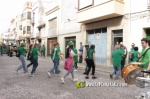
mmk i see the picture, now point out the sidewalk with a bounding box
[41,57,113,74]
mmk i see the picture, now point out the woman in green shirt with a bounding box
[85,44,97,79]
[16,43,28,73]
[30,44,42,76]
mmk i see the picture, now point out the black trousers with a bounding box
[86,59,95,75]
[74,62,78,69]
[31,58,38,74]
[121,58,125,71]
[79,54,83,63]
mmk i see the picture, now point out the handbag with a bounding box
[64,57,73,72]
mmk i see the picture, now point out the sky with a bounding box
[0,0,35,34]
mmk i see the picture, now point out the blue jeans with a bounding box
[49,59,59,74]
[31,58,38,74]
[63,65,74,79]
[17,55,27,72]
[111,66,121,79]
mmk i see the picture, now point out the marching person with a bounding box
[73,45,78,71]
[47,42,62,77]
[139,38,150,77]
[30,44,42,77]
[61,41,79,84]
[110,45,124,79]
[16,43,28,74]
[83,43,89,75]
[41,44,46,57]
[85,44,97,79]
[26,44,34,70]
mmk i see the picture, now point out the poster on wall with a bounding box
[79,0,93,9]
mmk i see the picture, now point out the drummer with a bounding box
[139,38,150,77]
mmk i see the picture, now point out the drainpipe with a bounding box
[127,0,131,63]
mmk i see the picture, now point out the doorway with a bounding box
[112,29,123,50]
[47,38,57,56]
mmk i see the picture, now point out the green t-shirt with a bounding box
[32,48,38,59]
[112,49,124,66]
[73,48,78,62]
[51,47,60,60]
[132,51,139,62]
[41,46,45,52]
[18,47,26,56]
[140,48,150,70]
[88,49,95,59]
[131,48,135,53]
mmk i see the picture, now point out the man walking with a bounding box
[79,42,84,63]
[110,45,124,79]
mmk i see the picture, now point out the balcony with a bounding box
[77,0,124,23]
[47,28,57,38]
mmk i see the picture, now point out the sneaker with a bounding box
[85,76,89,79]
[73,78,78,82]
[16,69,18,74]
[61,77,65,84]
[29,74,34,77]
[92,76,97,79]
[47,72,51,78]
[110,74,113,79]
[74,69,78,71]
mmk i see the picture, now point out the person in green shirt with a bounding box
[16,43,28,73]
[129,43,135,62]
[83,43,89,75]
[30,44,42,77]
[41,44,46,57]
[110,45,124,79]
[47,42,62,77]
[132,47,140,62]
[61,41,79,84]
[139,38,150,77]
[73,46,78,71]
[85,44,97,79]
[26,44,34,69]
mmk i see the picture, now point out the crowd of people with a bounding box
[12,41,97,84]
[3,37,150,85]
[110,38,150,79]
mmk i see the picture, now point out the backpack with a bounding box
[129,53,134,61]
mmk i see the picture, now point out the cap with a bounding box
[69,41,74,46]
[21,43,25,47]
[84,43,89,46]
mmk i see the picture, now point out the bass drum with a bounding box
[121,64,143,84]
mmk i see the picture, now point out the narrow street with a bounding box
[0,55,141,99]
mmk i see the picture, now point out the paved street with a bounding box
[0,55,142,99]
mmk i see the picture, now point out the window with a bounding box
[23,26,26,34]
[49,18,57,29]
[27,26,31,31]
[27,12,31,19]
